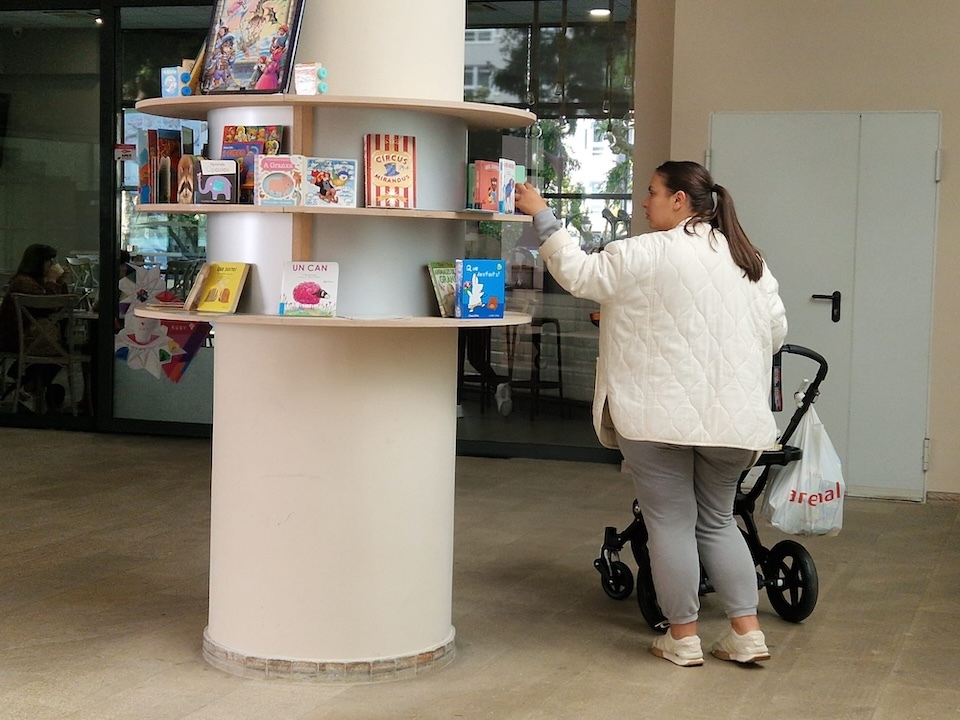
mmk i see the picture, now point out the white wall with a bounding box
[639,0,960,495]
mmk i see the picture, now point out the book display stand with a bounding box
[135,1,535,683]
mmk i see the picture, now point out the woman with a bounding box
[514,161,787,667]
[0,243,69,408]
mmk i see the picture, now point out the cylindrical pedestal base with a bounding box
[205,322,459,676]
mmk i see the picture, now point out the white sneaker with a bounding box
[494,382,512,416]
[711,629,770,664]
[650,633,704,667]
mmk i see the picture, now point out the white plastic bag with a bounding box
[764,404,845,536]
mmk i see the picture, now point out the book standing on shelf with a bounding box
[279,261,339,317]
[473,160,499,211]
[156,128,182,203]
[137,129,158,203]
[254,154,304,205]
[220,142,262,203]
[177,155,200,203]
[426,261,456,318]
[196,159,240,203]
[455,259,505,319]
[184,262,250,314]
[222,125,284,154]
[304,157,358,207]
[364,133,417,208]
[498,158,516,215]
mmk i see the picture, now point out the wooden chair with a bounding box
[66,256,99,311]
[10,293,91,415]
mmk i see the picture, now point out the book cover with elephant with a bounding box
[254,154,304,205]
[278,261,339,317]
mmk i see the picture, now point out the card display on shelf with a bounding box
[304,157,358,207]
[177,155,200,203]
[426,261,456,318]
[455,259,505,319]
[196,159,240,203]
[254,154,304,205]
[364,133,417,208]
[279,261,339,317]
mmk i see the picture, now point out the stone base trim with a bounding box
[927,491,960,504]
[202,627,456,683]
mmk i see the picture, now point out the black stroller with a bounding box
[593,344,829,629]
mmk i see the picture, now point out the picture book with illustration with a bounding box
[304,157,358,207]
[455,259,505,319]
[427,261,456,318]
[364,133,417,208]
[185,262,250,314]
[279,261,339,317]
[254,154,304,205]
[473,160,499,211]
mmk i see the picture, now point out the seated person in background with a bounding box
[0,244,69,409]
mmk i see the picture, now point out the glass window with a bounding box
[460,3,635,461]
[0,9,101,421]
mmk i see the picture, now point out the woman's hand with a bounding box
[515,182,549,217]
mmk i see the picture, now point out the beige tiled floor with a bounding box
[1,427,959,719]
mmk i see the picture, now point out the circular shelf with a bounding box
[136,203,531,222]
[135,307,532,328]
[136,94,537,130]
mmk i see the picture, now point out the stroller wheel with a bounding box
[630,540,667,631]
[601,560,635,600]
[763,539,819,622]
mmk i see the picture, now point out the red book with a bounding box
[364,133,417,208]
[474,160,500,211]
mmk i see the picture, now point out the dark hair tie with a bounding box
[712,184,720,193]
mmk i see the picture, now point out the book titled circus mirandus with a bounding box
[364,133,417,208]
[279,261,339,317]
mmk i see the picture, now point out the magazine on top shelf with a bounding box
[426,261,456,318]
[279,261,339,317]
[304,157,359,207]
[364,133,417,208]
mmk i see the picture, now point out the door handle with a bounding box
[812,291,841,322]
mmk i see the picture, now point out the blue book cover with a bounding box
[455,259,505,319]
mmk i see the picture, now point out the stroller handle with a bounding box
[775,344,829,448]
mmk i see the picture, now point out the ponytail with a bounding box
[655,161,764,282]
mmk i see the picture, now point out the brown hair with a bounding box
[655,161,763,282]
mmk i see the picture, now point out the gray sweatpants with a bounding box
[617,435,759,625]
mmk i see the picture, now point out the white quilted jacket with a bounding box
[539,219,787,451]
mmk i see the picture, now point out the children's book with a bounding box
[364,133,417,208]
[278,261,339,317]
[498,158,516,215]
[426,261,456,318]
[304,157,358,207]
[177,155,199,204]
[222,125,284,154]
[196,159,240,203]
[184,262,250,314]
[254,154,304,206]
[137,129,158,203]
[157,129,182,203]
[455,259,505,319]
[473,160,499,211]
[220,142,262,203]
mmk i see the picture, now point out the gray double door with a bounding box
[709,112,939,500]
